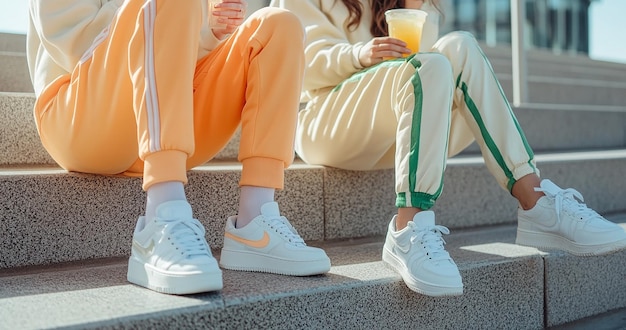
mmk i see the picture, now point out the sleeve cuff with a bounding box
[351,42,366,70]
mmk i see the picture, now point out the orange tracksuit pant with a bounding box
[33,2,303,190]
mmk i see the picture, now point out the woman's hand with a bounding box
[211,0,247,40]
[358,37,411,67]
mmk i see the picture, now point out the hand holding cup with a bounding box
[209,0,247,40]
[385,9,428,56]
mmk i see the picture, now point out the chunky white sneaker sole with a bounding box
[220,249,330,276]
[516,229,626,256]
[127,257,223,295]
[382,248,463,297]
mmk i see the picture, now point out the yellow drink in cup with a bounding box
[385,9,428,56]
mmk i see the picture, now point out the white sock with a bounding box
[237,186,275,228]
[145,181,186,221]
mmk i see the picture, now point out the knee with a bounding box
[247,7,304,43]
[416,53,454,81]
[435,31,482,56]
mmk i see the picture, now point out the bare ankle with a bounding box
[512,174,544,210]
[396,207,422,230]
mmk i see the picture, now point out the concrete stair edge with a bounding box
[0,32,26,53]
[0,53,32,93]
[480,42,626,69]
[2,150,626,269]
[1,222,625,329]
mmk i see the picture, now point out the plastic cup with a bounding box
[385,9,428,56]
[208,0,226,29]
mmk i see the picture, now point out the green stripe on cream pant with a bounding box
[296,32,539,209]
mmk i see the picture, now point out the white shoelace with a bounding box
[535,186,600,224]
[266,216,306,246]
[159,218,210,260]
[408,224,452,261]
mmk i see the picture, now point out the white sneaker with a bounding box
[382,211,463,296]
[127,200,223,294]
[516,179,626,256]
[220,202,331,276]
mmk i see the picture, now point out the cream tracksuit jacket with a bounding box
[28,1,305,190]
[272,0,538,209]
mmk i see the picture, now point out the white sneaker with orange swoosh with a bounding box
[220,202,331,276]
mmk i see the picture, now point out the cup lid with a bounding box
[385,8,428,21]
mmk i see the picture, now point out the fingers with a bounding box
[372,37,411,58]
[373,37,408,48]
[214,0,247,19]
[210,0,246,35]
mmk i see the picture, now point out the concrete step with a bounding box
[2,150,625,270]
[1,220,625,329]
[484,46,626,106]
[0,33,26,53]
[484,43,626,73]
[466,103,626,154]
[489,57,626,81]
[469,45,626,106]
[549,308,626,330]
[0,52,32,93]
[495,73,626,106]
[2,92,625,166]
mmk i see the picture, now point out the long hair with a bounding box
[340,0,441,37]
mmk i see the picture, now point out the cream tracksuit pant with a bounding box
[296,32,539,209]
[33,3,303,190]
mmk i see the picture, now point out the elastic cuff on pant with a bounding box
[396,192,436,210]
[240,157,285,190]
[143,150,188,190]
[506,162,541,192]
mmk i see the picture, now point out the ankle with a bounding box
[145,181,186,220]
[237,186,275,228]
[518,194,544,210]
[396,207,422,230]
[512,174,544,210]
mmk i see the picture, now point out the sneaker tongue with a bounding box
[412,211,436,229]
[155,200,193,220]
[260,202,281,217]
[540,179,563,195]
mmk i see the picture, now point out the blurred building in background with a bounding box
[436,0,594,55]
